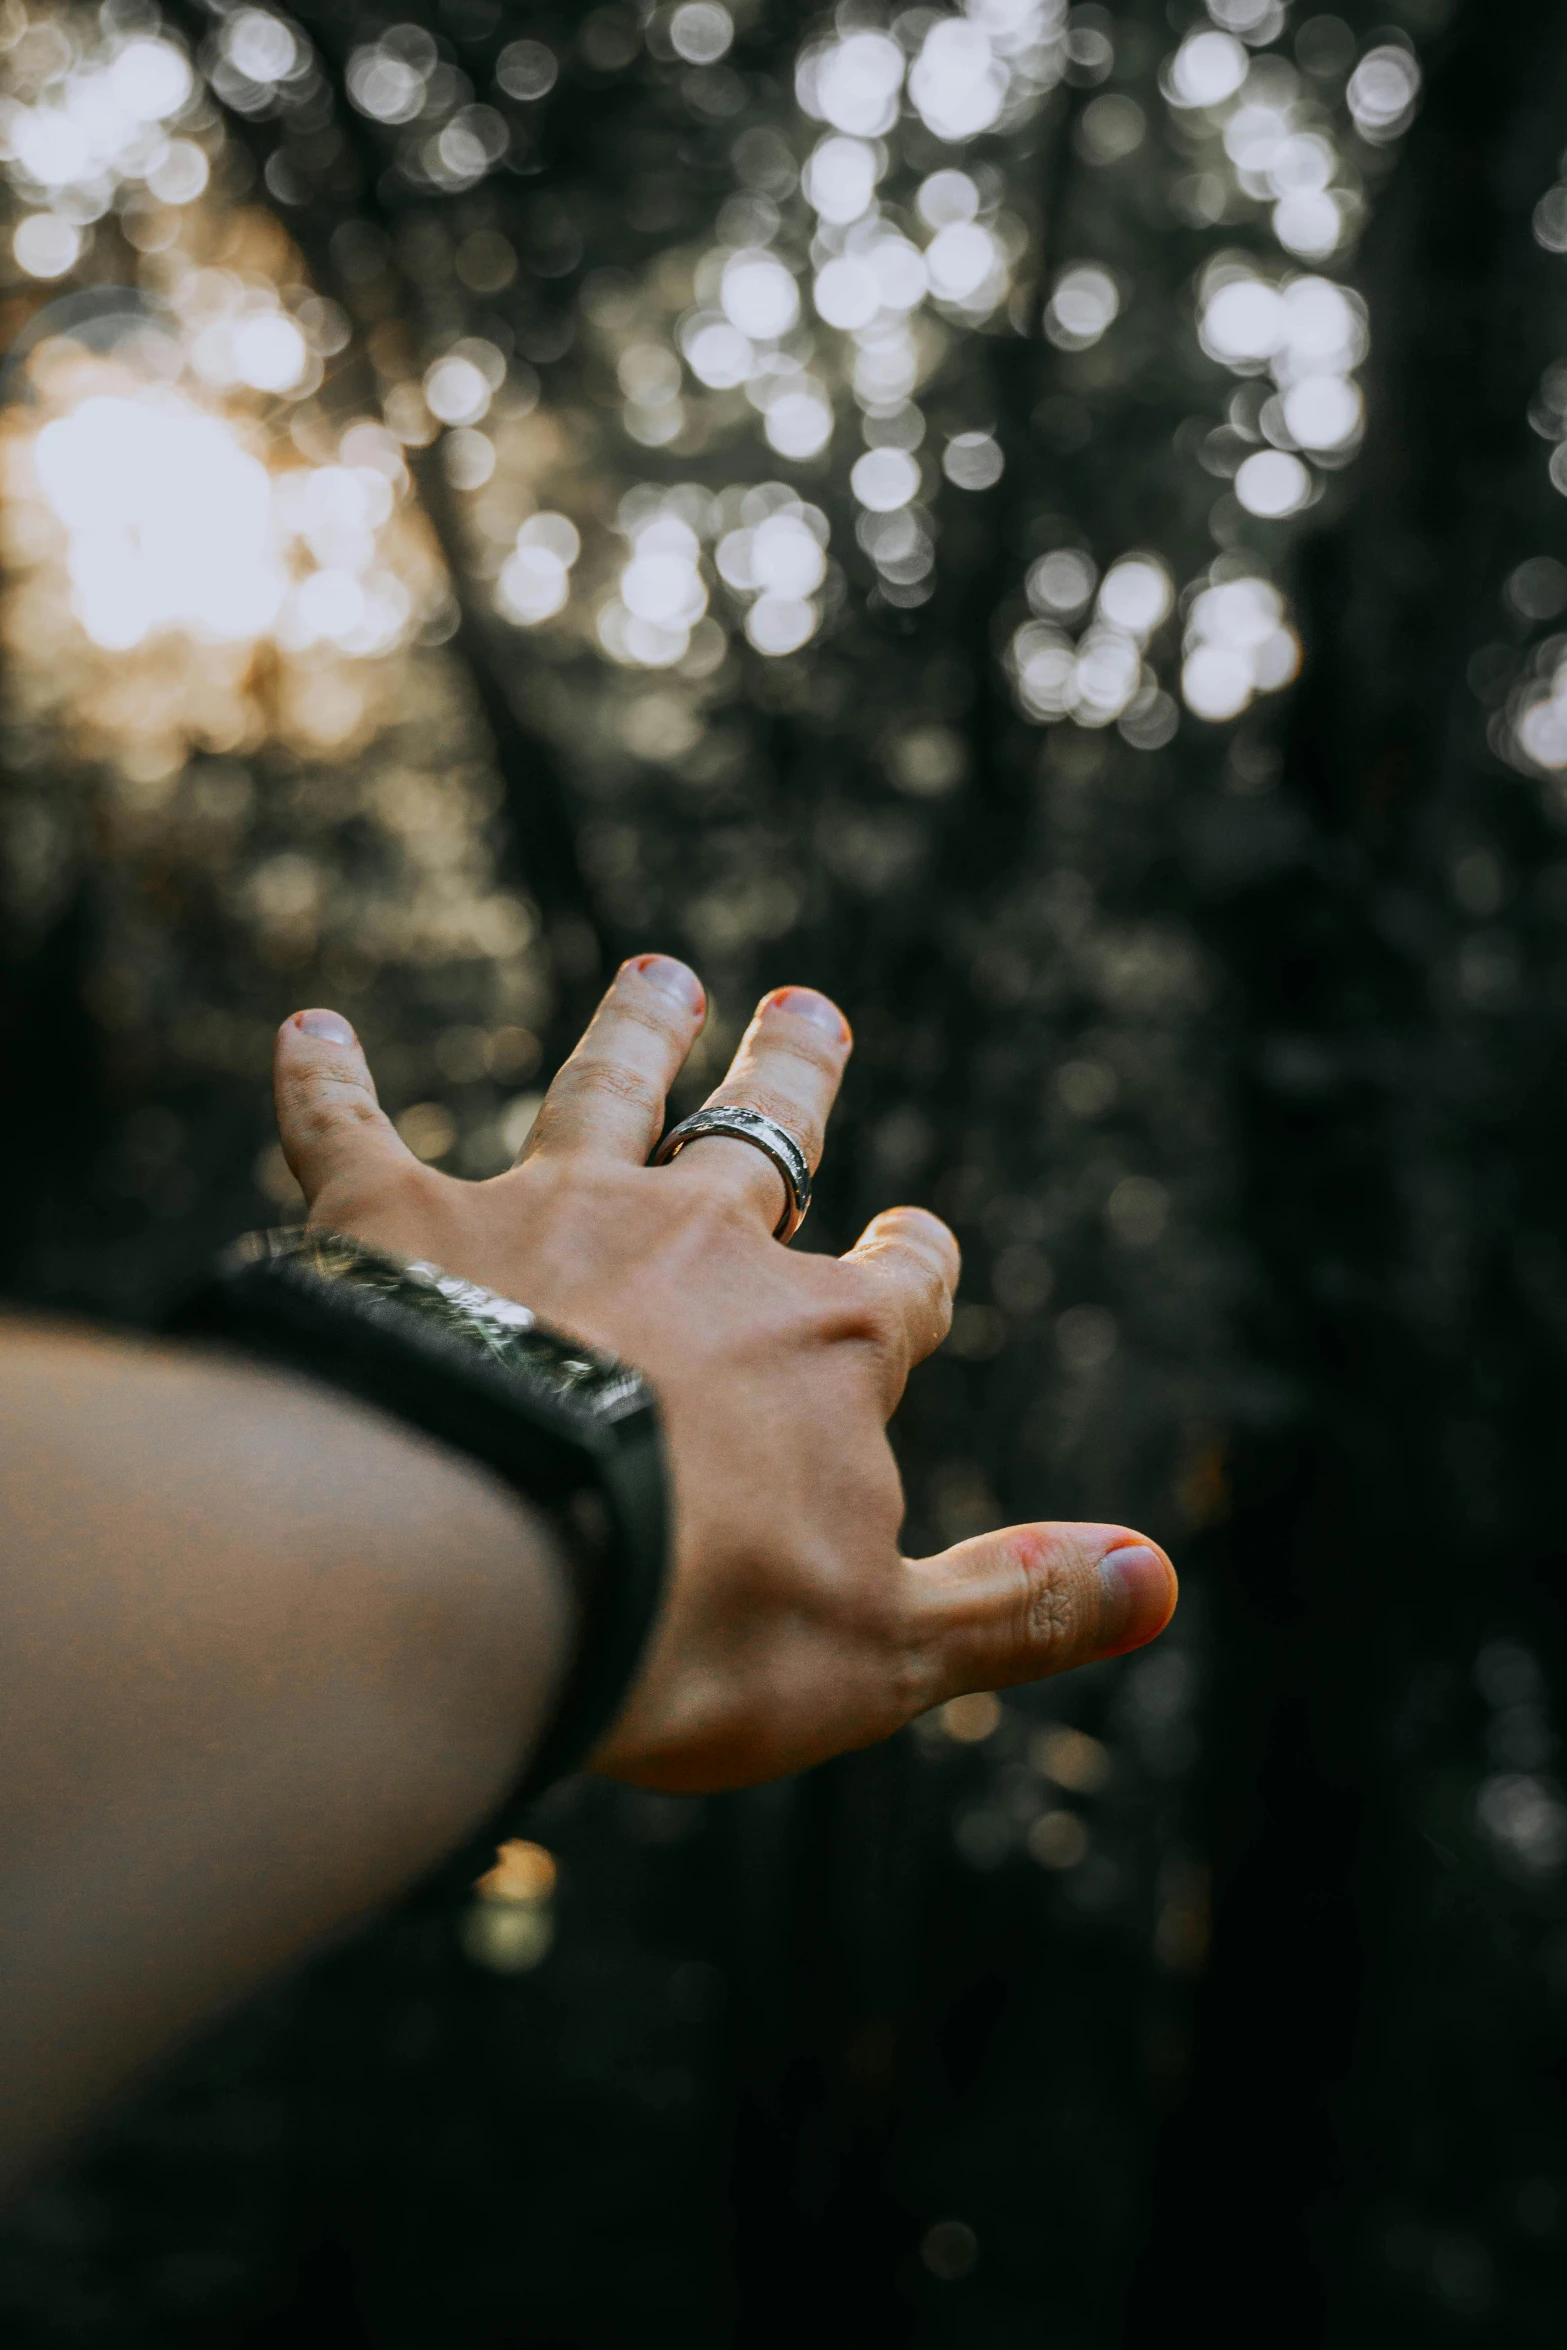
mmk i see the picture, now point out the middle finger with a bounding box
[662,987,851,1230]
[523,955,708,1166]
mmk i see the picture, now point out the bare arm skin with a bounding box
[0,954,1176,2194]
[0,1321,569,2197]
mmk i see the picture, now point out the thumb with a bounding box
[272,1008,415,1210]
[906,1520,1177,1702]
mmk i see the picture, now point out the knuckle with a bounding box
[833,1260,894,1342]
[887,1638,942,1729]
[555,1058,664,1119]
[1026,1579,1079,1658]
[875,1209,960,1288]
[599,997,689,1052]
[921,1269,956,1351]
[1015,1538,1086,1669]
[842,1249,952,1370]
[865,1283,911,1362]
[856,1292,915,1404]
[298,1090,385,1145]
[848,1565,931,1730]
[711,1086,826,1162]
[754,1028,843,1082]
[895,1241,953,1325]
[644,1172,762,1268]
[886,1204,960,1266]
[678,1183,754,1251]
[522,1097,569,1156]
[671,1140,781,1223]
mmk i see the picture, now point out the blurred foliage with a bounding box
[0,0,1565,2342]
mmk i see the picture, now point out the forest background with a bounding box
[0,0,1564,2342]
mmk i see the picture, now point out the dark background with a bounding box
[2,0,1566,2342]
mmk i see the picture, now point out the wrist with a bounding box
[170,1227,671,1809]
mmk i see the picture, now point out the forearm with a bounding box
[0,1319,569,2193]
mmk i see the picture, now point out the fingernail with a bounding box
[296,1008,356,1046]
[1097,1541,1176,1657]
[769,987,850,1042]
[631,955,705,1015]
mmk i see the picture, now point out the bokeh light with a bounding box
[1028,549,1097,618]
[1180,572,1300,720]
[720,248,799,340]
[800,29,905,139]
[0,0,1413,820]
[1046,265,1119,350]
[670,4,734,69]
[1345,45,1421,142]
[803,134,879,226]
[851,446,921,513]
[496,39,557,100]
[1234,448,1311,516]
[498,514,581,627]
[34,390,284,651]
[943,431,1004,491]
[1168,30,1248,108]
[909,18,1008,143]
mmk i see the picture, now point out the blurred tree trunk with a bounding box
[1130,5,1567,2336]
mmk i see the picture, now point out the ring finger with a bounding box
[662,987,851,1232]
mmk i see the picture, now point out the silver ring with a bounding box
[651,1106,812,1243]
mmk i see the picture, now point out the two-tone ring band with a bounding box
[650,1106,812,1243]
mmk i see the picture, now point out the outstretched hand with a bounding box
[271,956,1176,1792]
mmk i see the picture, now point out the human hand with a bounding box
[270,957,1176,1792]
